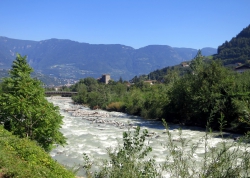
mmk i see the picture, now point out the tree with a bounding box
[118,76,123,83]
[83,127,158,178]
[0,54,66,151]
[189,49,204,73]
[163,68,180,85]
[83,77,98,92]
[167,51,238,128]
[72,83,87,104]
[0,82,3,94]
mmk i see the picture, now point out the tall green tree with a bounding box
[0,54,66,151]
[167,51,238,128]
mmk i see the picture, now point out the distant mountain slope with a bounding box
[0,36,216,80]
[0,69,68,86]
[216,24,250,64]
[135,24,250,83]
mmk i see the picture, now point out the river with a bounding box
[49,97,241,177]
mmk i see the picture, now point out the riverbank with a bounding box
[48,97,244,177]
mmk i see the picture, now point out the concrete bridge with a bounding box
[45,91,78,97]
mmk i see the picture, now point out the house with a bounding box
[181,62,189,67]
[235,64,250,73]
[99,74,111,84]
[144,80,157,85]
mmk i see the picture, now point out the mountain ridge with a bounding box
[0,36,216,80]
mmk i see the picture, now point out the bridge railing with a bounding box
[45,91,78,97]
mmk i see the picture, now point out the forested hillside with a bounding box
[216,24,250,64]
[130,51,210,82]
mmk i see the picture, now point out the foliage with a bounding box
[71,77,170,120]
[130,65,184,83]
[167,53,245,129]
[0,54,66,151]
[106,102,125,112]
[0,125,75,178]
[83,126,159,178]
[229,71,250,132]
[216,24,250,65]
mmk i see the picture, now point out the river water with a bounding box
[49,97,240,177]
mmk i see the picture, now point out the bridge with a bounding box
[45,91,78,97]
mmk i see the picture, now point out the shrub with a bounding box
[83,126,159,178]
[0,125,75,178]
[106,102,125,112]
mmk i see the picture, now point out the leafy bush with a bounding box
[0,125,75,178]
[106,102,125,112]
[83,126,159,178]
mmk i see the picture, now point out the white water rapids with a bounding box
[49,97,241,177]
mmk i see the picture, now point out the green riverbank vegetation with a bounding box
[71,50,250,134]
[0,125,75,178]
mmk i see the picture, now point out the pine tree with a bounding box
[0,54,66,151]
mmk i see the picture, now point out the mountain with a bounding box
[134,24,250,83]
[0,36,216,81]
[0,69,69,86]
[215,24,250,65]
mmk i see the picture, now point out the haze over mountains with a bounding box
[0,36,216,80]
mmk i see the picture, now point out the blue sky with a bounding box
[1,0,250,49]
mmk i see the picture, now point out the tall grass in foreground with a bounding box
[82,121,250,178]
